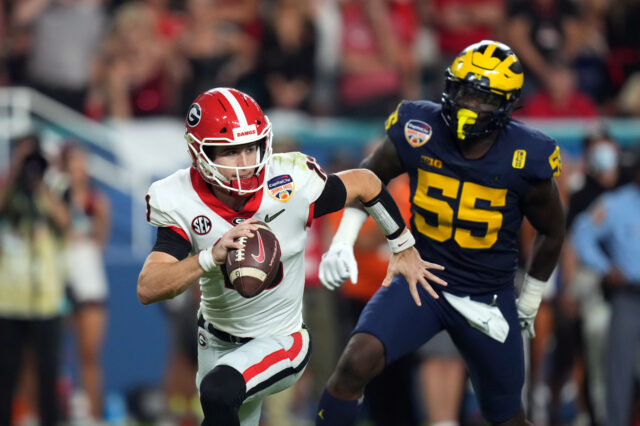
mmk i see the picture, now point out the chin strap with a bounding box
[229,175,261,197]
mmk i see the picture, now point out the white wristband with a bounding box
[388,230,415,253]
[332,207,368,247]
[518,273,548,315]
[198,247,216,273]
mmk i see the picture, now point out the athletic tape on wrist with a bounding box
[363,185,405,239]
[332,207,368,247]
[518,273,548,315]
[388,231,415,253]
[198,247,216,272]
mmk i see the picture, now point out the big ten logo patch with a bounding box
[267,175,295,202]
[192,215,212,235]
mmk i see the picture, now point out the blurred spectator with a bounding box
[161,287,201,425]
[337,0,420,118]
[567,130,620,227]
[59,142,111,422]
[572,0,610,103]
[11,0,107,113]
[144,0,185,46]
[209,0,264,96]
[561,130,620,425]
[422,0,505,99]
[604,0,640,111]
[616,72,640,117]
[416,329,466,425]
[572,144,640,426]
[0,134,71,426]
[88,1,185,119]
[0,4,8,86]
[178,0,257,114]
[505,0,582,98]
[258,0,317,112]
[307,0,342,115]
[518,62,598,118]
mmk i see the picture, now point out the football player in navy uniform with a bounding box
[137,88,446,426]
[316,40,565,425]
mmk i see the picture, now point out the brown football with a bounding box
[225,221,281,298]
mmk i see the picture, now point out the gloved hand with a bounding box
[517,305,537,339]
[318,242,358,290]
[516,273,547,339]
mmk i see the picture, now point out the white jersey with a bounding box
[146,152,327,337]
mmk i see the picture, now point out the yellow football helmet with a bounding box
[441,40,524,140]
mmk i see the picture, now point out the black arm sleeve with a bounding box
[313,174,347,218]
[152,227,192,260]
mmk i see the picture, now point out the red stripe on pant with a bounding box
[242,331,303,382]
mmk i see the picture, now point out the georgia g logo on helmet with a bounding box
[441,40,524,141]
[187,103,202,127]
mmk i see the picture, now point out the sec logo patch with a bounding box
[267,174,295,202]
[191,215,212,235]
[404,120,432,147]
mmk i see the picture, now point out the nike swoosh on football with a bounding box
[251,231,265,263]
[265,209,285,223]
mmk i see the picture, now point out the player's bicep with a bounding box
[143,250,181,267]
[522,178,565,238]
[360,137,404,185]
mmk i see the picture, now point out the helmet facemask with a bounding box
[442,73,520,140]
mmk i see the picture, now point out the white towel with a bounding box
[443,292,510,343]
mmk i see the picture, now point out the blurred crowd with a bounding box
[0,134,111,426]
[0,0,640,120]
[1,0,640,426]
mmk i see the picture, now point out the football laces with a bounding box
[234,237,247,262]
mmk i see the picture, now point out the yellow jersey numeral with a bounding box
[413,170,507,249]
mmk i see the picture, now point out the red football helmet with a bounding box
[185,88,273,196]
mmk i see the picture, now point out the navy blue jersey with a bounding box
[386,100,561,293]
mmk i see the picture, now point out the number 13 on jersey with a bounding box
[413,170,507,249]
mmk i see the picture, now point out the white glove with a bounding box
[319,242,358,290]
[517,307,537,339]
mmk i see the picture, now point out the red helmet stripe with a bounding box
[218,88,249,127]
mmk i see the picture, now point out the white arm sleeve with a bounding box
[331,207,368,247]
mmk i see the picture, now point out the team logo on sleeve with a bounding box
[191,215,212,235]
[267,175,295,202]
[404,120,432,147]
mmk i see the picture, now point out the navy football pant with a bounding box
[354,275,524,423]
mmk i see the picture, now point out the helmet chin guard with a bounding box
[184,87,273,196]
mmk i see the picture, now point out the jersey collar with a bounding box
[190,167,263,224]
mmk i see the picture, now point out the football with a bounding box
[225,221,281,298]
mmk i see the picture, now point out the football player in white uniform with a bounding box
[137,88,447,426]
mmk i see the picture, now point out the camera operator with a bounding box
[0,133,70,426]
